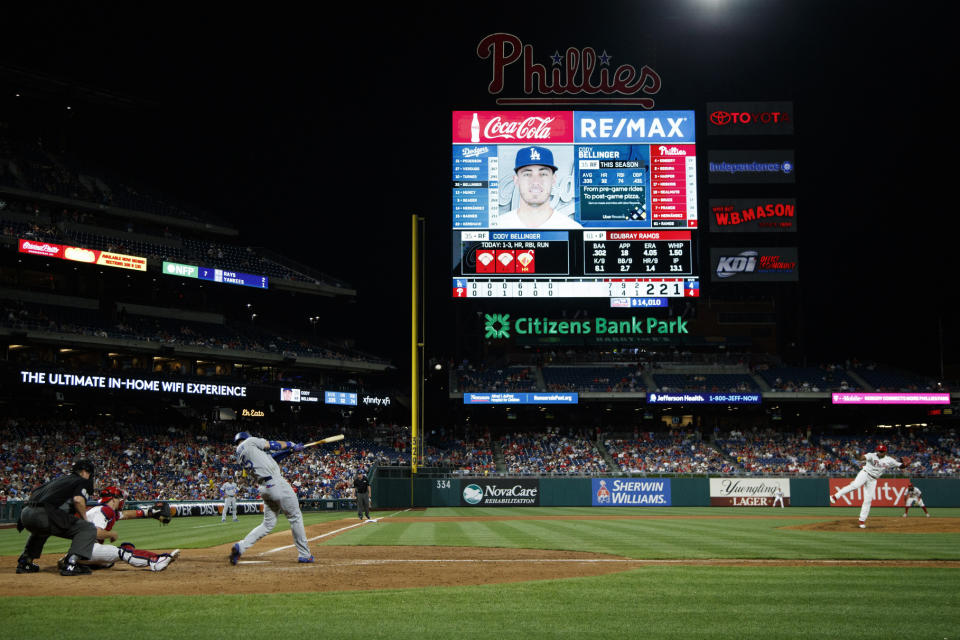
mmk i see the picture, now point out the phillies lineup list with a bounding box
[451,111,700,299]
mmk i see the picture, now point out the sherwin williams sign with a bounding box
[483,313,688,339]
[592,478,670,506]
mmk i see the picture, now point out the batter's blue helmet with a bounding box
[234,431,251,443]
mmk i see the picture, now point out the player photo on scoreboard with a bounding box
[491,145,579,229]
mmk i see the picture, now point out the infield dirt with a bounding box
[2,515,957,597]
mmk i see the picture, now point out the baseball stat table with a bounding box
[452,111,699,299]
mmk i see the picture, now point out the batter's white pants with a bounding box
[238,479,311,558]
[834,470,877,522]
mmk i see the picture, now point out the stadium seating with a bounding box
[605,434,736,474]
[542,366,645,392]
[757,366,860,392]
[499,430,608,475]
[715,429,853,474]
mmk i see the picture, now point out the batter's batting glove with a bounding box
[293,443,304,452]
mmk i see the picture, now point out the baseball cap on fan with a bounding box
[514,146,558,172]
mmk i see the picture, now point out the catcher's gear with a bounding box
[876,444,887,453]
[100,485,125,510]
[147,501,173,525]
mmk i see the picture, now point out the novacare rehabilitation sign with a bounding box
[461,479,540,506]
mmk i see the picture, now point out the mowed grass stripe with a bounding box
[1,566,957,640]
[324,515,960,561]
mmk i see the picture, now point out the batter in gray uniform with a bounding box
[229,432,313,564]
[220,479,239,522]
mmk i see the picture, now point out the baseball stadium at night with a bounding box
[1,3,957,639]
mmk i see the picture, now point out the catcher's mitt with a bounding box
[147,501,173,525]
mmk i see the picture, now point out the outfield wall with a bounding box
[372,476,960,509]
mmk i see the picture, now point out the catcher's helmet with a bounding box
[876,444,888,453]
[100,485,125,509]
[234,431,251,443]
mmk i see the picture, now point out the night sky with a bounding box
[2,2,953,375]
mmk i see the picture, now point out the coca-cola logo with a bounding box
[483,116,554,140]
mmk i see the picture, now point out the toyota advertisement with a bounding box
[706,101,795,136]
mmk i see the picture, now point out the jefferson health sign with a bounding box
[460,479,540,506]
[592,478,671,506]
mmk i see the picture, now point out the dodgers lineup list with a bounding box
[451,111,699,299]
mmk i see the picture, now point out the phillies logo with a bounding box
[710,110,790,126]
[477,33,661,106]
[483,116,554,140]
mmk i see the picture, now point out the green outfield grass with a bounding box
[328,506,960,560]
[2,507,958,639]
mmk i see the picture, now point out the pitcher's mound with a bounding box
[786,518,959,533]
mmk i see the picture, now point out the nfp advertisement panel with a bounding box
[829,478,911,507]
[460,479,540,506]
[592,478,671,506]
[709,478,790,507]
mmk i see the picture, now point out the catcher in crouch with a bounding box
[59,486,179,572]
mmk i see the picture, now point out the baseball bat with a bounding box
[303,434,345,448]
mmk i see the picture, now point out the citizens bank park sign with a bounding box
[477,33,662,106]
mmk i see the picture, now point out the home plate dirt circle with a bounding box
[2,516,957,597]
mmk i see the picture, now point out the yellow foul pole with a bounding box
[411,215,420,476]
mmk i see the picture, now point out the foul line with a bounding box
[261,509,410,556]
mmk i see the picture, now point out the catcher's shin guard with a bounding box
[118,542,170,570]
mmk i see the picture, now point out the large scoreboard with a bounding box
[452,110,699,300]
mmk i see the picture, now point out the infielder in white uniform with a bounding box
[831,444,907,528]
[65,486,179,571]
[772,487,785,508]
[229,432,313,564]
[220,478,239,522]
[902,483,930,518]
